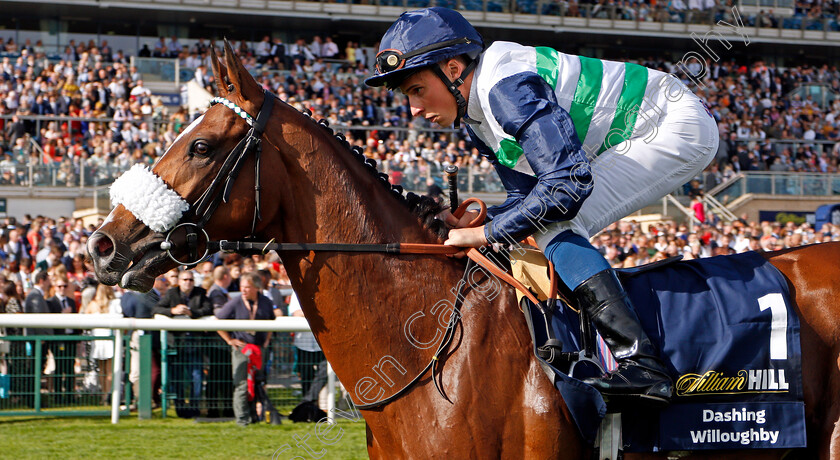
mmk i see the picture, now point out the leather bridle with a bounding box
[162,92,275,265]
[156,89,545,410]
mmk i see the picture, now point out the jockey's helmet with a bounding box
[365,7,483,89]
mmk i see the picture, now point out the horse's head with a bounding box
[88,40,279,291]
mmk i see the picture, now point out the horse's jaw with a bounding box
[87,226,172,292]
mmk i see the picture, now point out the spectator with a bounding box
[690,193,706,224]
[1,280,27,409]
[270,37,287,69]
[83,283,121,404]
[215,272,276,427]
[152,269,212,418]
[207,265,232,312]
[289,38,315,63]
[288,291,325,406]
[49,276,77,405]
[23,270,54,335]
[122,273,169,409]
[321,36,339,59]
[255,36,272,64]
[129,79,151,102]
[257,268,285,316]
[168,36,183,57]
[309,36,323,58]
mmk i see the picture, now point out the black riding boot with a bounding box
[575,269,673,407]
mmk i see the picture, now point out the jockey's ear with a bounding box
[209,44,229,98]
[444,58,462,81]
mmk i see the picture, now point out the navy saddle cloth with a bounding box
[523,250,806,452]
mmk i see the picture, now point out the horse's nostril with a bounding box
[96,235,114,257]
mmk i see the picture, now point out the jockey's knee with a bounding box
[544,229,610,290]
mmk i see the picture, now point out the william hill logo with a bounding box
[675,369,790,396]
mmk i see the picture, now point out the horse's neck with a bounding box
[273,128,436,246]
[274,131,466,390]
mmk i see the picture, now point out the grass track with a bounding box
[1,413,369,459]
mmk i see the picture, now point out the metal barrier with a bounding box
[0,334,130,417]
[0,315,337,423]
[158,330,319,417]
[713,172,840,206]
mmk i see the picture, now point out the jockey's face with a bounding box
[399,59,470,128]
[400,68,455,127]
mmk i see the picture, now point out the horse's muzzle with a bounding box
[88,230,123,286]
[88,228,170,291]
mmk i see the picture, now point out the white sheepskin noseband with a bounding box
[110,164,190,233]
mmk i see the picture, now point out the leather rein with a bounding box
[160,90,542,409]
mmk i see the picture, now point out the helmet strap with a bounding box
[431,57,478,128]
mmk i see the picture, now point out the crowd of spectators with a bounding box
[0,198,837,407]
[0,34,839,196]
[529,0,840,30]
[0,212,318,418]
[593,214,839,268]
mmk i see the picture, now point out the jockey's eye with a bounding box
[191,140,210,156]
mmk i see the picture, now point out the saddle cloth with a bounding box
[516,250,806,451]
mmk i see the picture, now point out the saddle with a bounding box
[504,240,681,374]
[499,245,806,455]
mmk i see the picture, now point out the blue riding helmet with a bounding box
[365,7,484,89]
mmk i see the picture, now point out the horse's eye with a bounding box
[192,141,210,156]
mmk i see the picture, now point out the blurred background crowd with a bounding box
[0,34,838,194]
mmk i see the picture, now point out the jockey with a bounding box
[366,7,718,406]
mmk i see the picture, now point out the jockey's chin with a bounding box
[432,117,453,128]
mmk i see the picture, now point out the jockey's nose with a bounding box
[410,105,424,118]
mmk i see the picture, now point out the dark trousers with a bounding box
[8,341,34,408]
[205,335,233,417]
[50,340,76,405]
[295,349,325,399]
[172,334,203,418]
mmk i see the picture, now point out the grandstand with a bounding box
[0,1,839,451]
[0,0,838,223]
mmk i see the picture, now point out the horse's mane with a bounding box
[293,105,450,240]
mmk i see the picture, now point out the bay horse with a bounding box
[88,42,840,459]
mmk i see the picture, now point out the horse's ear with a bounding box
[209,44,229,97]
[222,38,262,102]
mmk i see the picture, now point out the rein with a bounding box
[157,90,542,409]
[354,259,475,410]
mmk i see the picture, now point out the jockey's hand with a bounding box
[437,208,481,229]
[444,225,488,258]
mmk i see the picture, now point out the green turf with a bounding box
[0,412,369,459]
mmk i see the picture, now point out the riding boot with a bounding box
[575,268,673,407]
